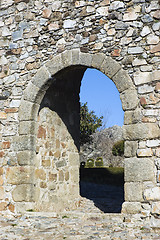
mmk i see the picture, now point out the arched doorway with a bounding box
[17,49,154,213]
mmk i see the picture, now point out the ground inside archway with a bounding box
[79,168,124,213]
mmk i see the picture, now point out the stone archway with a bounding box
[16,49,157,213]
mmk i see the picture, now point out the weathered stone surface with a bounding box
[23,82,45,104]
[35,169,46,180]
[42,8,51,18]
[112,69,133,93]
[121,202,142,214]
[61,50,72,68]
[69,153,79,166]
[134,71,152,85]
[152,202,160,215]
[19,100,39,121]
[46,55,63,76]
[0,186,4,200]
[11,135,36,151]
[150,43,160,53]
[125,182,143,201]
[123,123,160,140]
[120,89,138,110]
[132,58,147,66]
[0,202,8,211]
[137,148,153,157]
[79,52,93,67]
[140,26,151,37]
[101,57,121,79]
[123,10,139,21]
[63,20,76,29]
[19,121,36,136]
[125,157,155,182]
[12,184,35,202]
[146,139,160,148]
[17,150,36,166]
[96,7,108,16]
[124,141,138,157]
[128,47,143,54]
[91,53,105,69]
[69,167,79,183]
[6,166,34,184]
[144,187,160,201]
[147,34,159,45]
[32,66,51,89]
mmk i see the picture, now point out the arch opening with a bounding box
[36,65,124,213]
[79,68,124,213]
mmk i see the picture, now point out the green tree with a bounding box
[80,102,103,145]
[112,140,124,156]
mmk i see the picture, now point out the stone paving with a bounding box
[0,182,160,239]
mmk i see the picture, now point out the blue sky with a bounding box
[80,68,124,128]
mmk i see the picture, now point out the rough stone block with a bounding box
[69,183,79,197]
[120,89,138,110]
[46,55,63,76]
[124,108,142,125]
[134,71,152,86]
[112,69,133,93]
[79,52,93,67]
[17,150,36,166]
[124,141,138,157]
[19,121,36,135]
[37,126,46,139]
[101,57,121,79]
[69,167,79,183]
[125,182,143,202]
[121,202,142,214]
[6,166,34,184]
[59,170,64,182]
[0,176,3,185]
[2,141,10,149]
[11,135,36,152]
[144,187,160,201]
[56,160,67,168]
[0,186,4,200]
[12,184,35,202]
[91,53,105,69]
[68,152,79,166]
[71,49,80,65]
[61,50,72,68]
[151,202,160,215]
[125,157,156,182]
[0,202,8,211]
[19,100,39,121]
[35,169,46,180]
[32,65,51,88]
[123,123,160,140]
[23,82,45,104]
[49,172,57,181]
[42,159,51,167]
[137,148,153,157]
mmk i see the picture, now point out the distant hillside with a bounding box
[80,125,124,167]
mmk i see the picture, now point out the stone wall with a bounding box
[0,0,160,218]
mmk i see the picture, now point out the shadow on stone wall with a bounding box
[39,65,87,151]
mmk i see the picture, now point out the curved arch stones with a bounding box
[16,49,158,213]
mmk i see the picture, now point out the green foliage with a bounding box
[112,140,124,156]
[80,102,103,145]
[86,158,94,168]
[95,157,103,167]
